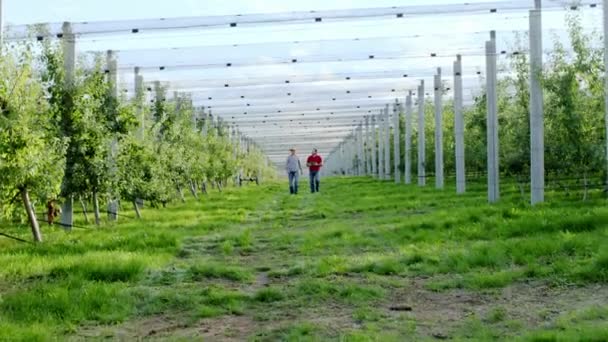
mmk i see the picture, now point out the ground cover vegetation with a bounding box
[0,178,606,340]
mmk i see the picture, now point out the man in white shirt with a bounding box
[285,148,303,195]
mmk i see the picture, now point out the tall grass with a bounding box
[0,177,606,339]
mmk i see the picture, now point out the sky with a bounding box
[4,0,604,163]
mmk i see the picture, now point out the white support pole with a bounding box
[340,144,345,175]
[0,0,4,48]
[343,143,348,175]
[365,116,371,175]
[384,104,391,181]
[371,115,378,177]
[393,100,401,184]
[352,131,357,175]
[405,91,413,184]
[434,68,444,189]
[107,50,119,98]
[60,22,76,230]
[154,80,163,109]
[134,67,145,209]
[134,67,145,140]
[353,134,358,175]
[190,95,198,130]
[63,22,76,86]
[348,140,353,175]
[418,81,426,186]
[603,0,608,190]
[107,50,119,221]
[454,55,466,194]
[378,110,385,179]
[358,124,364,176]
[530,0,545,205]
[201,109,208,137]
[486,31,500,203]
[353,129,358,175]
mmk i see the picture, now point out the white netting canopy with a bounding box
[7,0,604,164]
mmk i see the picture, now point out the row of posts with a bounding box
[0,0,606,207]
[323,63,462,192]
[325,0,593,206]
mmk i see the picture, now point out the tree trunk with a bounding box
[21,187,42,242]
[189,180,199,200]
[133,199,142,219]
[93,191,101,226]
[216,180,223,193]
[177,185,186,203]
[201,181,208,195]
[80,196,89,224]
[583,173,589,201]
[61,195,74,231]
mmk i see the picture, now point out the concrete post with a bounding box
[365,116,371,175]
[352,138,357,175]
[0,0,4,48]
[384,104,391,181]
[134,67,144,140]
[60,22,76,230]
[342,141,346,175]
[603,0,608,190]
[63,23,76,85]
[351,136,356,175]
[371,115,378,177]
[352,134,356,175]
[418,81,426,186]
[358,124,364,176]
[378,111,385,179]
[530,0,545,205]
[107,50,119,98]
[354,135,358,175]
[191,99,199,131]
[107,50,119,220]
[434,68,444,189]
[201,110,208,137]
[454,55,466,194]
[154,80,163,120]
[486,31,500,203]
[134,67,145,209]
[405,91,413,184]
[393,100,401,184]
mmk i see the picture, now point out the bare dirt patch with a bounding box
[387,278,608,338]
[73,279,608,340]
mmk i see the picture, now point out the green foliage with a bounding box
[0,26,274,233]
[360,14,605,186]
[0,41,65,222]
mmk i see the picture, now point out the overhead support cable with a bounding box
[8,1,598,40]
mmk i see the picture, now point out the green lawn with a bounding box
[0,177,607,341]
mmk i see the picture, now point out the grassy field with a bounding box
[0,177,607,341]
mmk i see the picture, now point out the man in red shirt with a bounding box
[306,148,323,193]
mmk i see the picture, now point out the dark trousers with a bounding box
[288,171,299,194]
[309,171,320,193]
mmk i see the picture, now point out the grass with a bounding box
[0,177,606,340]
